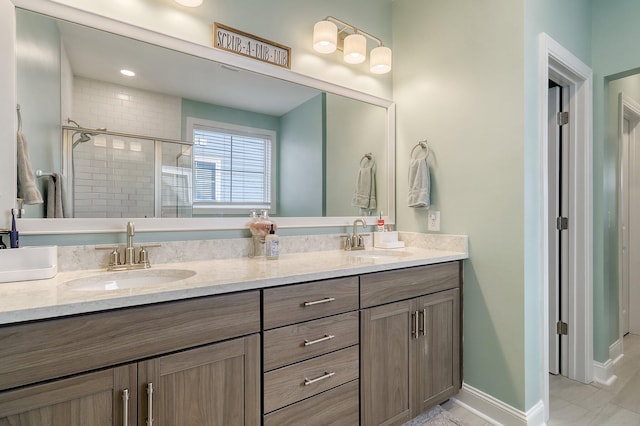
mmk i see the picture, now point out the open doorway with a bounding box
[548,80,570,377]
[539,33,593,423]
[619,93,640,342]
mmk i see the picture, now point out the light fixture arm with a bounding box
[323,16,384,47]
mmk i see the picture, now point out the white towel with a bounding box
[16,130,43,205]
[351,158,377,210]
[46,174,64,218]
[408,157,430,208]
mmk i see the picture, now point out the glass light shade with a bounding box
[370,46,392,74]
[175,0,203,6]
[313,20,338,54]
[343,33,366,64]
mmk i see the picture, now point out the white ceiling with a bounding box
[57,20,320,117]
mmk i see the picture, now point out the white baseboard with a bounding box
[592,359,617,386]
[610,338,624,365]
[452,383,546,425]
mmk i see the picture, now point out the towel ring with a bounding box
[360,153,375,167]
[410,140,430,160]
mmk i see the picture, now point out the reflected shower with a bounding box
[67,118,107,148]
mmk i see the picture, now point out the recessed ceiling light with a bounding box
[120,69,135,77]
[175,0,203,7]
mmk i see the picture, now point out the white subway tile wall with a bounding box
[70,78,183,218]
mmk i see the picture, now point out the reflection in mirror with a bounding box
[16,8,389,221]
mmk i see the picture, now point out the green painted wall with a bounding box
[16,10,62,218]
[325,93,388,217]
[279,94,324,216]
[393,0,593,412]
[181,98,280,140]
[393,0,526,410]
[592,0,640,363]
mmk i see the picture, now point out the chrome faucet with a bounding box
[345,218,367,251]
[124,221,136,265]
[97,221,160,270]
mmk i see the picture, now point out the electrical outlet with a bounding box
[428,210,440,231]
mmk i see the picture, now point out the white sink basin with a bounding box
[63,268,196,291]
[0,246,58,283]
[347,249,409,260]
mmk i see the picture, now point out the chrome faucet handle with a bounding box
[345,237,353,251]
[110,247,121,267]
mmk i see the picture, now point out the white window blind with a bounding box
[192,125,272,211]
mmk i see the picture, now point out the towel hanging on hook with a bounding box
[16,105,44,205]
[16,104,22,132]
[408,139,430,208]
[352,153,377,210]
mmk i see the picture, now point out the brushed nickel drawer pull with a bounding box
[411,311,419,339]
[304,371,335,386]
[122,388,130,426]
[146,382,154,426]
[304,334,335,346]
[303,297,336,307]
[420,308,427,337]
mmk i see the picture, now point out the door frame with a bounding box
[619,93,640,343]
[539,33,593,422]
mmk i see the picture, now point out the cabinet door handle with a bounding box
[303,297,335,307]
[122,388,130,426]
[304,371,335,386]
[419,308,427,337]
[411,311,419,339]
[304,334,335,346]
[146,382,154,426]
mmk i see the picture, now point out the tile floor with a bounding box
[547,333,640,425]
[437,333,640,425]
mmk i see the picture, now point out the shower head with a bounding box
[71,127,107,148]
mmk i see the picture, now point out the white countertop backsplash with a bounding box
[0,232,468,325]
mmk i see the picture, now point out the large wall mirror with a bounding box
[11,3,394,234]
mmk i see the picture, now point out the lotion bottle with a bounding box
[265,224,279,260]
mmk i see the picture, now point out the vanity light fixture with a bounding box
[312,16,391,74]
[174,0,203,7]
[120,69,135,77]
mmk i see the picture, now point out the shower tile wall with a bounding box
[72,77,181,139]
[70,78,182,218]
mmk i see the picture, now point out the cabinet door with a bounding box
[360,300,412,426]
[413,289,460,412]
[138,334,260,426]
[0,365,136,426]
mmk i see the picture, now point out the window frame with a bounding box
[186,117,277,215]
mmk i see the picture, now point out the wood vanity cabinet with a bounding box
[0,291,261,426]
[262,276,360,426]
[360,262,462,426]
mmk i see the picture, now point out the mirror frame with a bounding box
[4,0,395,234]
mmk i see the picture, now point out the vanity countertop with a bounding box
[0,246,467,325]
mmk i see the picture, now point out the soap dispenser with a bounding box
[265,224,279,260]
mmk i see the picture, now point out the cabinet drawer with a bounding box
[263,276,359,329]
[360,262,460,308]
[263,345,359,413]
[0,291,260,391]
[264,312,359,371]
[264,379,359,426]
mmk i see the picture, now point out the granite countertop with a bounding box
[0,245,467,325]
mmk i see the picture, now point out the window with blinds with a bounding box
[191,123,274,212]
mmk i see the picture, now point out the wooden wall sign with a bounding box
[213,23,291,69]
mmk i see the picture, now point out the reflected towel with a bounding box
[46,174,64,218]
[408,157,430,208]
[16,130,43,204]
[351,158,377,210]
